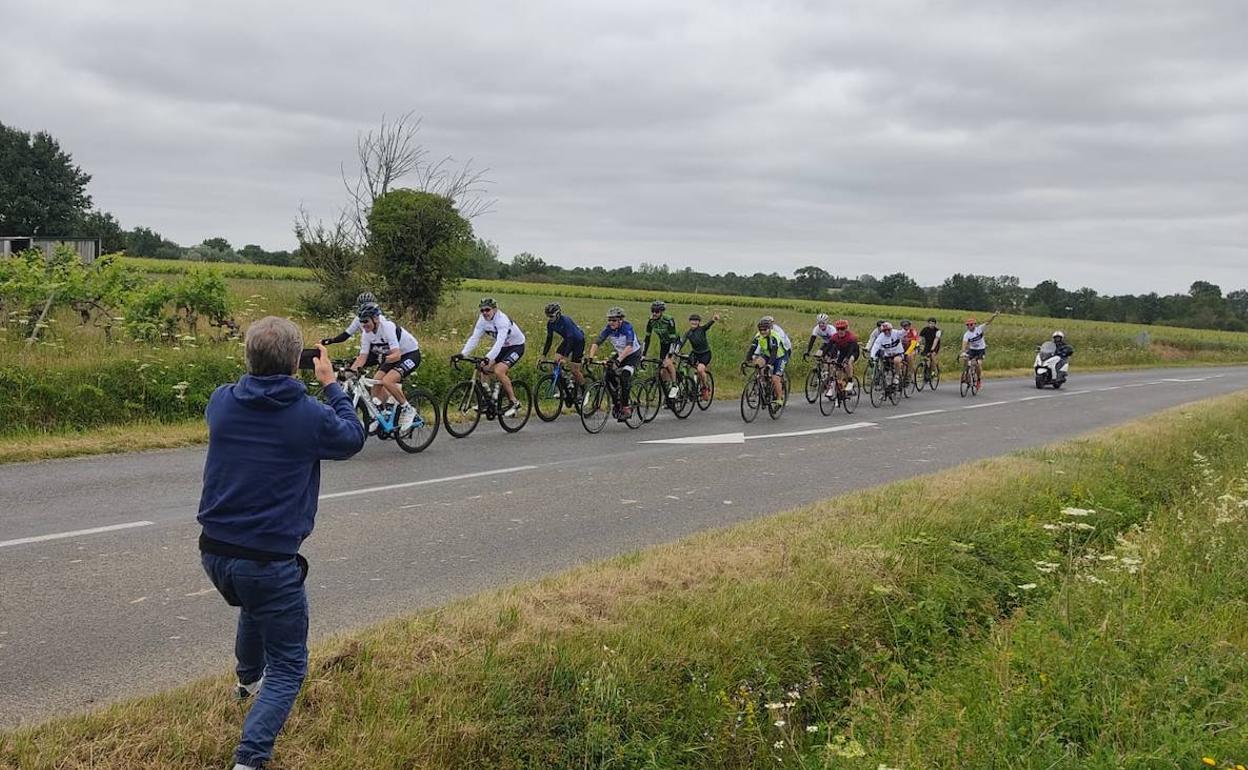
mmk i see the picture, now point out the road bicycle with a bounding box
[671,353,715,417]
[635,357,673,423]
[869,356,903,408]
[740,361,787,422]
[333,360,439,453]
[443,355,533,437]
[818,360,860,416]
[579,358,644,433]
[534,358,594,422]
[803,353,837,404]
[914,352,940,391]
[960,353,982,397]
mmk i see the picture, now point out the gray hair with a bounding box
[245,316,302,376]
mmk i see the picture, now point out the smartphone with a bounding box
[298,347,321,371]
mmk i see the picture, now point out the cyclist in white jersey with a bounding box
[803,313,837,358]
[457,297,527,417]
[868,321,907,387]
[960,311,1001,385]
[344,303,421,430]
[321,291,384,346]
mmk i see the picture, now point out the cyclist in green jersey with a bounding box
[680,312,719,399]
[644,300,682,401]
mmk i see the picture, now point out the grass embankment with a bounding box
[4,393,1246,769]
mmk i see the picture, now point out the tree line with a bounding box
[4,119,1245,332]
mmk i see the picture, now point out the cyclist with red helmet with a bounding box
[824,319,859,397]
[960,311,1001,385]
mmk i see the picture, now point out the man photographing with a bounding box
[197,316,365,770]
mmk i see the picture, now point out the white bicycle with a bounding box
[335,360,440,453]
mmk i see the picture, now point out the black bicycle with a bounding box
[669,353,715,418]
[443,355,533,437]
[740,361,787,422]
[534,358,593,422]
[869,356,903,408]
[579,359,644,433]
[818,359,860,416]
[634,357,670,423]
[914,351,941,391]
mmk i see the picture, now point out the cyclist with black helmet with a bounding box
[679,312,720,400]
[643,300,682,401]
[344,302,421,430]
[540,302,587,391]
[866,318,886,353]
[745,316,789,407]
[320,291,385,346]
[456,297,527,418]
[588,306,642,420]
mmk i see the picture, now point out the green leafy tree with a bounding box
[367,189,472,320]
[0,122,93,234]
[76,210,126,253]
[455,237,504,278]
[1026,280,1066,316]
[793,266,832,299]
[511,252,549,276]
[200,237,232,252]
[938,273,991,311]
[877,272,925,304]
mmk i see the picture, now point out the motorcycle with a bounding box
[1034,340,1069,389]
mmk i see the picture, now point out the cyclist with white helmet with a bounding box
[540,302,586,391]
[643,300,682,401]
[868,321,907,389]
[745,316,789,407]
[344,302,421,430]
[320,291,385,346]
[588,306,642,420]
[456,297,527,418]
[804,313,837,359]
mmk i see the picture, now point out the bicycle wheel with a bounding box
[804,368,820,403]
[960,365,972,397]
[740,379,761,423]
[498,381,532,433]
[672,375,696,419]
[579,381,609,434]
[534,373,563,422]
[769,375,787,419]
[843,377,861,414]
[442,381,482,438]
[901,366,916,398]
[354,395,377,437]
[887,369,901,405]
[869,368,886,408]
[625,391,645,429]
[930,361,941,391]
[915,362,928,392]
[638,378,662,423]
[696,370,715,410]
[394,387,439,453]
[819,374,837,416]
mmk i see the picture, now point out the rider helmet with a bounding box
[833,319,848,330]
[357,302,382,322]
[816,313,830,324]
[901,319,912,328]
[875,319,885,328]
[650,300,666,313]
[1053,330,1065,339]
[927,316,938,323]
[355,291,376,307]
[757,317,773,331]
[606,306,625,320]
[544,302,561,318]
[880,321,893,332]
[479,297,498,310]
[965,317,977,327]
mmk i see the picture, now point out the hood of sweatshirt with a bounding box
[230,374,308,411]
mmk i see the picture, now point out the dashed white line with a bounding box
[962,400,1009,410]
[0,521,155,549]
[886,409,946,420]
[318,466,539,501]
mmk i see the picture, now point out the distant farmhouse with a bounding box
[0,236,102,264]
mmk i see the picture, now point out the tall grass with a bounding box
[3,393,1246,769]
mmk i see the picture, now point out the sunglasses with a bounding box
[480,308,494,314]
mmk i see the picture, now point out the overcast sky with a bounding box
[3,0,1245,294]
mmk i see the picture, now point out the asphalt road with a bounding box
[1,365,1246,728]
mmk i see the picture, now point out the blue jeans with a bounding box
[202,553,309,768]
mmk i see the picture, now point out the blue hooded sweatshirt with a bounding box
[197,374,365,555]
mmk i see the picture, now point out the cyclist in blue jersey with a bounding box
[587,306,641,420]
[541,302,586,392]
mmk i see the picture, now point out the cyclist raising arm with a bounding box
[588,306,642,421]
[541,302,586,390]
[643,300,682,400]
[347,303,421,430]
[745,316,788,407]
[680,312,719,399]
[960,310,1001,386]
[457,297,527,417]
[321,291,382,345]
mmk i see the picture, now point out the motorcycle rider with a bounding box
[1052,331,1074,379]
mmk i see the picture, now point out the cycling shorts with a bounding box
[378,349,421,381]
[773,352,790,375]
[616,351,642,374]
[965,348,986,360]
[556,338,585,363]
[496,344,525,367]
[687,350,712,367]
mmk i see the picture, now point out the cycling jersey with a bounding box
[542,314,584,356]
[462,310,526,361]
[644,315,681,356]
[866,327,882,351]
[359,318,419,359]
[345,313,388,338]
[827,331,860,361]
[681,319,716,354]
[869,329,906,358]
[963,324,987,351]
[773,324,792,352]
[919,326,942,352]
[748,330,787,362]
[810,323,835,342]
[902,328,919,353]
[596,321,641,356]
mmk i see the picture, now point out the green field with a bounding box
[1,260,1246,447]
[3,392,1245,769]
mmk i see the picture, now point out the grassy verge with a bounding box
[0,420,207,463]
[3,393,1246,768]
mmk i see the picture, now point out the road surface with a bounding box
[1,365,1245,727]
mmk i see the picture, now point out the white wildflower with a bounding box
[1018,583,1038,591]
[774,720,786,728]
[786,690,801,699]
[1042,524,1060,531]
[765,702,785,711]
[1061,507,1095,517]
[774,740,785,749]
[806,725,819,733]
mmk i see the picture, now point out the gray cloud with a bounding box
[2,0,1245,293]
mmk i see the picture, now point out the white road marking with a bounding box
[0,520,154,549]
[318,466,539,500]
[1063,390,1092,396]
[184,587,216,597]
[640,432,746,445]
[1093,386,1123,392]
[1016,395,1050,402]
[746,422,877,440]
[962,400,1009,410]
[1160,377,1210,383]
[886,409,946,420]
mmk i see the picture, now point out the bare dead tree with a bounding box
[341,112,495,244]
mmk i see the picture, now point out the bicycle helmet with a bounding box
[650,300,666,313]
[688,313,702,322]
[479,297,498,310]
[834,319,848,330]
[901,319,912,328]
[544,302,561,318]
[606,306,625,320]
[1053,330,1065,339]
[927,316,938,323]
[816,313,830,324]
[356,291,376,306]
[875,318,885,328]
[881,321,893,332]
[357,302,382,321]
[757,316,773,331]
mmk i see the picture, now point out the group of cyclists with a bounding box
[321,291,1018,434]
